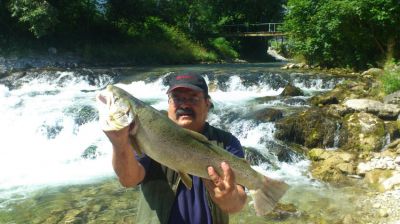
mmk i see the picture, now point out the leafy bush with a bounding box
[210,37,239,59]
[8,0,58,38]
[284,0,400,69]
[381,61,400,94]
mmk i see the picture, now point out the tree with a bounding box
[284,0,400,69]
[7,0,58,38]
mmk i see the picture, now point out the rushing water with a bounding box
[0,64,365,223]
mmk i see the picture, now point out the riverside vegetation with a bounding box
[1,0,400,223]
[1,0,399,69]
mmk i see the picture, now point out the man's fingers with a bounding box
[207,166,225,189]
[221,162,233,181]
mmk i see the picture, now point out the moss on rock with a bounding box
[275,108,339,151]
[340,112,385,152]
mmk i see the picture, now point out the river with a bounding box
[0,63,366,223]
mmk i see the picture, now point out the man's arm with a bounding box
[203,162,247,213]
[104,125,145,187]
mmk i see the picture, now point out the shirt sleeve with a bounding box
[136,153,151,173]
[226,135,245,158]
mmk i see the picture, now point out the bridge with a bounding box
[222,23,285,37]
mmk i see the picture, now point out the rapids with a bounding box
[0,64,366,223]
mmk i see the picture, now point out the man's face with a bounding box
[167,88,211,132]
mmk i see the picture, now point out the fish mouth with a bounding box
[96,89,134,131]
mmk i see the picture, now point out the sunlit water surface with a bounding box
[0,64,369,223]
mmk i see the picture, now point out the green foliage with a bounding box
[79,17,217,64]
[0,0,286,64]
[8,0,58,38]
[381,61,400,94]
[210,37,239,59]
[284,0,400,69]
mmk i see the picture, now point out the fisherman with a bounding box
[103,73,247,224]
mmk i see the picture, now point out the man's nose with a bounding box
[179,101,191,108]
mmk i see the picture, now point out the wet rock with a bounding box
[281,63,308,69]
[243,147,278,169]
[310,93,339,106]
[385,139,400,153]
[344,99,400,120]
[282,97,308,106]
[384,91,400,105]
[275,108,339,149]
[65,105,98,126]
[339,112,385,152]
[308,148,357,184]
[81,145,102,160]
[384,121,400,142]
[267,203,299,220]
[39,122,64,139]
[280,83,304,97]
[243,147,267,166]
[310,80,371,106]
[361,68,384,78]
[336,163,355,174]
[244,108,283,122]
[324,104,353,118]
[252,95,278,104]
[308,148,331,161]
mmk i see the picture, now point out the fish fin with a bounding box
[129,117,143,156]
[129,115,139,135]
[179,171,193,190]
[129,135,143,156]
[185,129,209,142]
[250,176,289,216]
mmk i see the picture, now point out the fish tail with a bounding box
[250,176,289,216]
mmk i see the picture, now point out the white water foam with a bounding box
[0,72,334,201]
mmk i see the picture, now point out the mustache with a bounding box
[176,108,195,117]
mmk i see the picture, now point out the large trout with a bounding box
[96,85,289,215]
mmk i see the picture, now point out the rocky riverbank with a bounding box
[274,66,400,223]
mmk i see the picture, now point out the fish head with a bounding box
[96,85,134,131]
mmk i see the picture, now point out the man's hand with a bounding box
[203,162,247,213]
[103,124,145,187]
[103,125,131,150]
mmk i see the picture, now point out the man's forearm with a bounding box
[112,144,145,187]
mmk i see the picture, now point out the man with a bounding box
[104,73,247,224]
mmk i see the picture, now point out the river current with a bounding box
[0,63,363,223]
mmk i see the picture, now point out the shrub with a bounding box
[210,37,239,59]
[381,61,400,94]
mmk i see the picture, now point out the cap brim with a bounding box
[167,84,204,93]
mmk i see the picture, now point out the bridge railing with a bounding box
[222,23,284,35]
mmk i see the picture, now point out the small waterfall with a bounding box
[381,132,391,151]
[0,65,345,218]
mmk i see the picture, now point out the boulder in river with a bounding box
[275,108,339,150]
[243,107,283,122]
[308,148,357,184]
[310,80,373,106]
[343,99,400,120]
[339,112,386,152]
[280,83,304,97]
